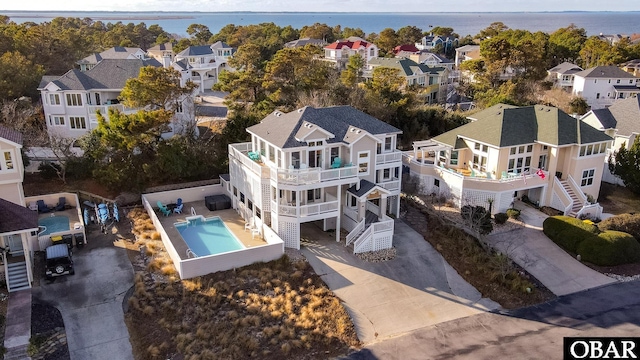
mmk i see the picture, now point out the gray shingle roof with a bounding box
[347,180,377,197]
[548,62,583,74]
[247,106,402,149]
[148,42,173,51]
[41,59,161,91]
[210,41,231,49]
[590,108,618,130]
[284,38,326,48]
[0,125,22,145]
[368,57,443,77]
[574,66,638,79]
[606,96,640,137]
[0,198,38,235]
[177,45,213,57]
[433,104,612,148]
[77,47,144,65]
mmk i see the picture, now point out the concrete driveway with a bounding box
[486,203,616,296]
[33,234,135,360]
[301,220,500,345]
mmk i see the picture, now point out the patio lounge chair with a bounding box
[37,200,50,213]
[28,201,38,211]
[157,201,171,217]
[174,203,184,214]
[55,197,66,211]
[331,157,342,169]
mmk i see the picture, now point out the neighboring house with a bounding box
[454,44,480,68]
[409,51,455,71]
[227,106,402,254]
[403,104,613,218]
[323,37,379,69]
[621,59,640,77]
[0,126,87,292]
[572,66,640,109]
[392,44,420,56]
[547,62,583,91]
[580,96,640,185]
[596,34,629,46]
[284,38,326,48]
[174,41,235,93]
[147,42,175,67]
[416,35,459,53]
[364,57,449,104]
[38,58,195,139]
[76,47,147,71]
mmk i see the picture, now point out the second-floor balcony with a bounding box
[402,152,550,191]
[271,198,339,219]
[229,142,359,185]
[88,104,138,123]
[375,150,402,165]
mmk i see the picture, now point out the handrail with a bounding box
[186,248,198,258]
[346,219,365,246]
[567,175,588,204]
[554,177,573,215]
[191,207,197,216]
[353,226,374,253]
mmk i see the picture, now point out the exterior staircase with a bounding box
[6,262,30,292]
[4,344,30,360]
[560,180,584,217]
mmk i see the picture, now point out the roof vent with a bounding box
[274,111,281,117]
[298,108,304,113]
[356,130,361,134]
[350,128,356,132]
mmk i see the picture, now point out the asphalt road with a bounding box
[346,280,640,360]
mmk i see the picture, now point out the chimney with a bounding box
[355,180,361,191]
[162,54,171,68]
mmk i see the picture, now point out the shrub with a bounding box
[461,205,493,235]
[37,161,60,180]
[543,216,600,252]
[506,208,521,219]
[494,213,508,224]
[599,213,640,242]
[577,231,640,266]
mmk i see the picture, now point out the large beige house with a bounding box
[227,106,402,253]
[404,104,613,217]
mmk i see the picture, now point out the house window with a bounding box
[370,48,374,56]
[49,93,61,105]
[596,93,600,99]
[233,186,237,196]
[256,207,261,219]
[450,150,459,165]
[471,143,489,171]
[176,102,183,113]
[268,145,275,163]
[307,189,321,202]
[69,117,86,129]
[538,154,548,170]
[291,151,300,169]
[2,151,14,170]
[240,192,245,203]
[330,147,340,165]
[66,93,83,106]
[350,195,357,207]
[508,145,533,174]
[581,169,595,186]
[358,151,370,174]
[382,168,391,180]
[49,116,65,126]
[384,137,392,152]
[434,179,440,187]
[247,200,253,211]
[616,79,621,84]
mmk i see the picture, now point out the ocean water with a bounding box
[4,11,640,37]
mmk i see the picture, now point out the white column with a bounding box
[336,187,341,242]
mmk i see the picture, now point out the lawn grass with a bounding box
[124,207,360,359]
[598,182,640,215]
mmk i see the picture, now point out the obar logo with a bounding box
[564,338,639,359]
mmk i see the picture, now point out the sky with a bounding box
[3,0,640,12]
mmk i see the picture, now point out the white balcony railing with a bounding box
[376,150,403,165]
[229,143,271,178]
[271,200,339,218]
[270,166,357,185]
[378,179,401,192]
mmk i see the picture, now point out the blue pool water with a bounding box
[175,217,244,257]
[38,215,70,236]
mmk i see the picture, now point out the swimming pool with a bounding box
[175,216,244,257]
[38,215,70,236]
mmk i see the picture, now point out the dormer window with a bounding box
[308,141,323,147]
[2,150,14,171]
[49,93,61,105]
[384,137,393,152]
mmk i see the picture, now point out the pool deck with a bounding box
[156,201,266,260]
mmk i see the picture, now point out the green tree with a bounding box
[609,137,640,195]
[580,37,622,68]
[340,54,365,87]
[476,22,509,39]
[0,51,44,100]
[120,66,196,111]
[430,26,457,37]
[397,25,423,45]
[186,24,213,45]
[214,43,265,102]
[340,27,366,39]
[548,25,587,65]
[299,23,335,42]
[569,97,589,115]
[375,28,399,55]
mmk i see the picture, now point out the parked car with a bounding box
[45,244,74,279]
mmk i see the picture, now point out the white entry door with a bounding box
[6,235,24,255]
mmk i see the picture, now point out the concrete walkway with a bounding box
[301,220,500,345]
[3,289,31,358]
[486,203,616,296]
[33,235,135,360]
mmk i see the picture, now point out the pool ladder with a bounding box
[186,248,198,258]
[191,207,197,216]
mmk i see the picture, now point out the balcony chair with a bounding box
[37,200,50,213]
[244,218,255,231]
[173,203,184,214]
[331,158,342,169]
[156,201,171,217]
[28,201,38,211]
[55,197,66,211]
[501,171,508,179]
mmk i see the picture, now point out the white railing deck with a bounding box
[229,143,271,178]
[378,179,401,192]
[271,200,339,218]
[346,219,365,247]
[271,166,358,185]
[554,176,573,215]
[353,217,394,254]
[376,151,403,165]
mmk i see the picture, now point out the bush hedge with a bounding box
[598,213,640,243]
[542,216,640,266]
[461,205,493,235]
[494,213,508,224]
[506,208,521,219]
